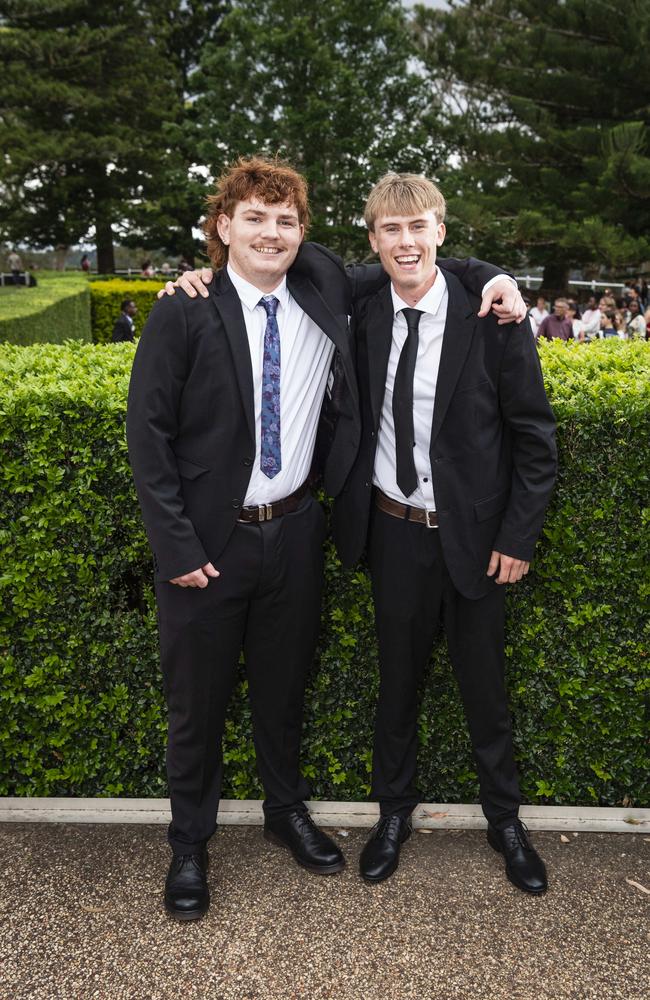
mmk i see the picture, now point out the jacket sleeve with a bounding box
[493,319,557,561]
[437,257,514,296]
[126,295,208,580]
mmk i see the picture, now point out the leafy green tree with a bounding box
[0,1,179,271]
[412,0,650,292]
[121,1,230,266]
[192,0,441,260]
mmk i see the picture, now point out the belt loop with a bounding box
[403,504,411,521]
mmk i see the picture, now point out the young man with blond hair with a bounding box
[140,157,525,917]
[333,173,556,892]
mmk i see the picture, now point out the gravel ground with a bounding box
[1,823,648,1000]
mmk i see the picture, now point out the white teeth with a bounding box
[254,247,281,254]
[395,255,419,263]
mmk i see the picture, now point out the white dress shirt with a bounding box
[529,306,549,337]
[581,308,601,340]
[373,269,449,511]
[227,264,336,505]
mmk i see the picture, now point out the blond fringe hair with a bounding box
[364,173,446,231]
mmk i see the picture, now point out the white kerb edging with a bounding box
[0,798,647,834]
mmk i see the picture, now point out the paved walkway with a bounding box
[1,823,648,1000]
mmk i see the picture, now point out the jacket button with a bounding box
[243,458,253,466]
[370,431,375,438]
[231,499,241,507]
[364,481,371,488]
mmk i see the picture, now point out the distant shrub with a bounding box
[89,280,162,343]
[0,275,90,345]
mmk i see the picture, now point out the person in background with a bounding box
[644,306,650,340]
[8,248,23,285]
[537,298,573,341]
[177,256,193,273]
[567,302,585,342]
[600,310,618,339]
[581,296,601,342]
[111,300,137,342]
[528,295,549,337]
[141,259,155,277]
[160,262,171,275]
[625,299,646,340]
[80,253,90,273]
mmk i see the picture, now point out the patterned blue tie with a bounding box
[259,295,281,479]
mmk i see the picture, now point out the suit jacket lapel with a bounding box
[366,283,394,429]
[430,271,476,448]
[209,269,255,444]
[287,271,359,409]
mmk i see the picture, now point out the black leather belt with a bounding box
[238,482,310,523]
[375,489,439,528]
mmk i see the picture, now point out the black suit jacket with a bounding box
[332,272,557,600]
[112,314,135,343]
[126,244,514,583]
[126,254,364,582]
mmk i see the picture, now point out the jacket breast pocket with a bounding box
[175,456,210,480]
[474,489,509,522]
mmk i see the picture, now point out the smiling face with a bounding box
[217,198,304,291]
[368,209,446,304]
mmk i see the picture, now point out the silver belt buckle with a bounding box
[258,503,273,521]
[425,510,437,529]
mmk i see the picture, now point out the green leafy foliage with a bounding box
[0,340,648,805]
[413,0,650,288]
[192,0,438,260]
[0,275,90,345]
[89,280,162,344]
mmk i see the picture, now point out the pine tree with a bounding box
[0,1,179,271]
[413,0,650,292]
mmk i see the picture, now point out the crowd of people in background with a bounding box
[528,278,650,343]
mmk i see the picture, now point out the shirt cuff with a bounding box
[481,274,517,296]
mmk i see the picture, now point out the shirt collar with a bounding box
[390,266,447,320]
[227,263,289,314]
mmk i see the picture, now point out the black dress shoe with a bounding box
[164,850,210,920]
[487,820,548,895]
[264,810,345,874]
[360,814,412,883]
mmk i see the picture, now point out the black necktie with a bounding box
[393,307,423,498]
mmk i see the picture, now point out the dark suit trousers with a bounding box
[368,508,521,828]
[155,496,325,855]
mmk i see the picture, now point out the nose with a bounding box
[260,219,280,240]
[398,228,415,247]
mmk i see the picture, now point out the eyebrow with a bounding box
[379,218,429,229]
[242,208,299,221]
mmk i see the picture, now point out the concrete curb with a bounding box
[0,798,647,833]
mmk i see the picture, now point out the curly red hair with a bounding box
[203,156,310,269]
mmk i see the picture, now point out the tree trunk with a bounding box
[540,261,570,301]
[54,245,68,270]
[95,217,115,274]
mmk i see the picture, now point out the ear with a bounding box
[216,213,231,246]
[368,229,378,254]
[436,222,446,247]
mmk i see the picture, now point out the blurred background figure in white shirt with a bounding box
[528,295,549,337]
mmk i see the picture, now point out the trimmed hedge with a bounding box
[89,280,162,343]
[0,275,91,345]
[0,341,648,805]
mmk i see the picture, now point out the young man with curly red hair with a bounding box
[129,156,523,919]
